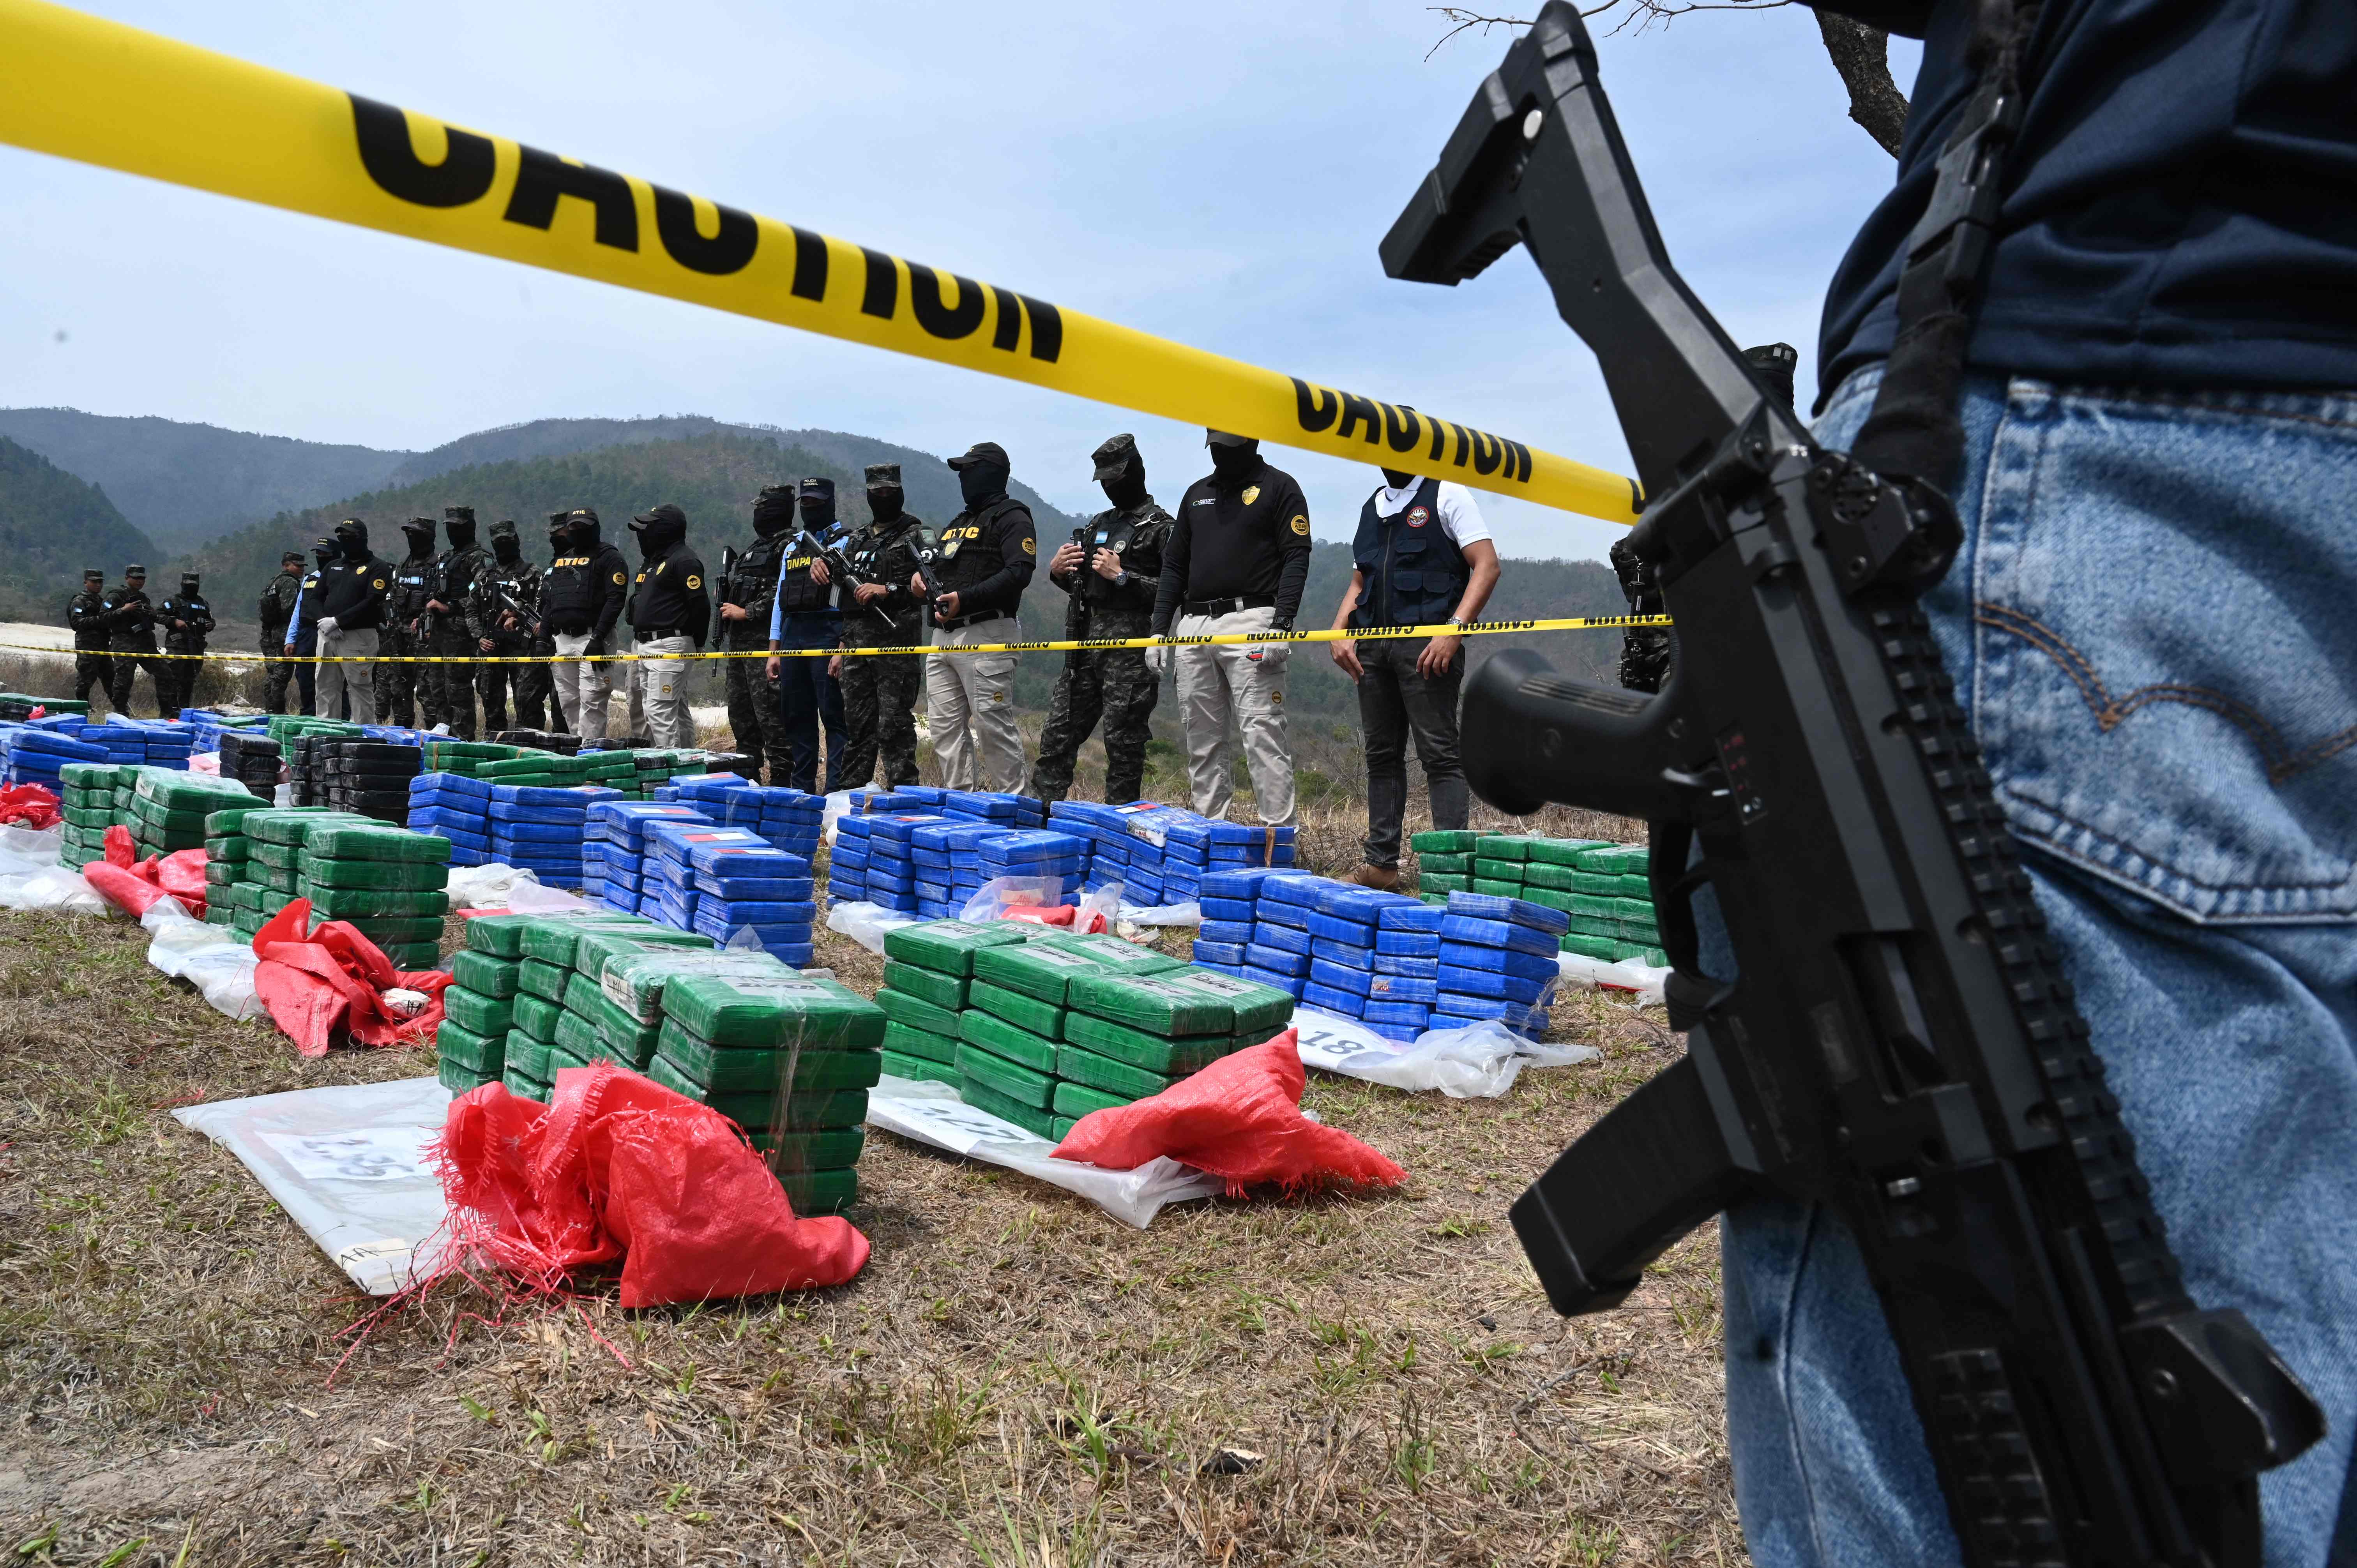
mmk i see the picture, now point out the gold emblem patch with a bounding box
[685,574,701,589]
[1021,537,1035,555]
[612,572,626,585]
[1289,514,1309,537]
[371,577,386,590]
[1241,485,1260,506]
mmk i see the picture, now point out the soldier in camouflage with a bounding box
[832,463,930,788]
[1027,434,1172,805]
[103,564,166,717]
[1609,533,1671,694]
[378,517,437,727]
[155,572,214,715]
[258,551,307,714]
[425,505,493,737]
[470,519,542,736]
[65,569,112,710]
[718,486,793,780]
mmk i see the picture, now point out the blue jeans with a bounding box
[772,612,846,793]
[1721,371,2357,1567]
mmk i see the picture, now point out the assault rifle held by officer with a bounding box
[1384,6,2327,1565]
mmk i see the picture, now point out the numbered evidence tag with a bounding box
[260,1125,437,1182]
[1288,1009,1408,1074]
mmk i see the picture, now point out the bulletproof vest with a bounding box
[542,540,624,629]
[108,588,156,646]
[724,534,785,606]
[69,590,109,648]
[773,526,844,616]
[1078,503,1168,610]
[438,546,491,622]
[163,596,209,647]
[933,496,1027,594]
[389,554,436,621]
[1351,477,1468,629]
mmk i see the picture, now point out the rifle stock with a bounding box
[1387,7,2322,1565]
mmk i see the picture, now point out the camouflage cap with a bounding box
[180,572,200,587]
[1090,433,1140,481]
[753,484,797,505]
[489,518,518,538]
[82,567,103,580]
[442,505,476,524]
[124,563,147,576]
[401,515,436,537]
[280,551,304,565]
[546,511,570,527]
[864,463,901,488]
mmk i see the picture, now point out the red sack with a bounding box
[434,1061,869,1307]
[0,782,59,830]
[83,836,208,918]
[251,898,451,1056]
[103,823,137,867]
[84,860,176,917]
[1053,1030,1406,1195]
[1003,904,1074,927]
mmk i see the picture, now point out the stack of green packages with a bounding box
[557,920,715,1074]
[56,762,119,869]
[198,798,273,927]
[645,964,885,1213]
[292,820,451,968]
[1416,832,1666,964]
[476,750,597,790]
[1407,828,1482,897]
[128,769,260,860]
[872,919,1033,1090]
[1556,842,1664,964]
[418,738,525,778]
[1055,962,1294,1137]
[948,931,1185,1138]
[217,807,343,942]
[576,747,640,796]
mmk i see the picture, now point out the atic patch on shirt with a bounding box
[611,572,626,585]
[372,578,387,590]
[1241,485,1261,507]
[1289,514,1309,537]
[1021,538,1035,555]
[685,574,701,590]
[1405,507,1430,529]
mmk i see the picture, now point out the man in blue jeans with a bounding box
[1730,4,2357,1563]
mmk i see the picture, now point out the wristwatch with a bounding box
[1113,569,1131,587]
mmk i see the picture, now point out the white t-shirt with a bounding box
[1369,479,1492,549]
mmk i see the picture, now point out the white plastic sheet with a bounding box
[824,897,920,955]
[864,1074,1223,1228]
[0,825,106,916]
[141,900,263,1020]
[505,879,593,915]
[1557,951,1670,1005]
[443,862,542,909]
[171,1075,454,1295]
[1290,1009,1599,1098]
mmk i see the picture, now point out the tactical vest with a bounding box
[162,597,210,651]
[773,525,845,618]
[389,556,436,625]
[68,590,110,650]
[934,496,1028,595]
[842,517,927,638]
[1351,478,1468,630]
[1076,504,1168,611]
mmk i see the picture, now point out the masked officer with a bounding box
[470,520,541,736]
[155,572,215,716]
[762,477,850,791]
[66,569,112,711]
[719,486,793,780]
[918,442,1035,793]
[1028,434,1172,806]
[831,463,931,789]
[280,543,335,716]
[103,564,166,717]
[309,519,388,724]
[537,508,628,739]
[373,517,436,727]
[1150,431,1312,825]
[424,505,492,737]
[258,551,306,714]
[622,504,709,747]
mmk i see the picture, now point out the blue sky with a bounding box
[0,0,1915,560]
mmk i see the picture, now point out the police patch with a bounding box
[372,577,387,590]
[1406,506,1430,528]
[1289,514,1309,537]
[685,574,701,589]
[1021,538,1035,555]
[1241,485,1260,506]
[612,572,626,585]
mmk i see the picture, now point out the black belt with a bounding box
[939,609,1009,632]
[1181,593,1274,616]
[634,627,692,641]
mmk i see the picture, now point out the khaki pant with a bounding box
[925,616,1025,793]
[316,623,378,726]
[1175,605,1294,824]
[631,634,695,747]
[550,632,612,740]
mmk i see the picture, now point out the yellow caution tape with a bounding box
[0,0,1640,524]
[8,615,1671,664]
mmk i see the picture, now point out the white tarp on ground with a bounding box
[0,824,105,915]
[141,899,264,1019]
[863,1073,1224,1228]
[172,1075,454,1296]
[1290,1009,1601,1098]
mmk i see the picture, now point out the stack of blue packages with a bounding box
[891,784,947,808]
[1364,900,1447,1041]
[1296,882,1431,1040]
[1239,870,1331,1000]
[975,828,1087,906]
[487,783,618,888]
[828,811,872,904]
[585,800,710,914]
[407,770,496,865]
[638,820,763,936]
[1157,816,1297,905]
[1433,889,1571,1040]
[77,723,154,769]
[861,813,949,914]
[0,726,105,788]
[909,820,1008,919]
[752,786,825,860]
[940,789,1047,829]
[1191,865,1292,971]
[659,770,755,814]
[688,840,818,963]
[183,711,269,756]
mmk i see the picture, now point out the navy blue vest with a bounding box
[1350,478,1468,629]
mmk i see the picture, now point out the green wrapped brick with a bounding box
[1056,1044,1179,1102]
[203,858,240,887]
[1559,932,1620,961]
[954,1042,1055,1109]
[1062,1012,1233,1076]
[203,904,235,927]
[296,854,448,890]
[882,1047,960,1086]
[228,880,266,911]
[881,960,965,1010]
[449,948,521,997]
[875,985,962,1038]
[1614,873,1654,899]
[251,839,303,870]
[1052,1077,1140,1119]
[641,1054,869,1129]
[1574,843,1650,874]
[545,1039,596,1075]
[1610,941,1667,965]
[571,925,712,982]
[1605,896,1657,927]
[433,1017,505,1072]
[301,825,451,865]
[1473,877,1523,898]
[881,1019,958,1064]
[254,863,301,894]
[1410,829,1482,854]
[516,913,658,966]
[1475,834,1544,862]
[971,941,1117,1005]
[1049,1115,1080,1141]
[560,970,608,1020]
[129,798,221,834]
[756,1128,866,1170]
[1472,858,1525,884]
[467,911,588,958]
[1417,851,1473,875]
[306,886,450,919]
[956,1008,1059,1074]
[1568,870,1622,896]
[590,993,663,1067]
[203,803,269,838]
[132,773,257,812]
[439,1058,500,1096]
[504,1031,553,1080]
[1520,861,1576,892]
[969,978,1067,1040]
[519,958,570,1001]
[442,986,514,1037]
[63,805,114,830]
[1566,913,1618,939]
[1067,971,1231,1036]
[663,969,885,1051]
[553,1006,604,1060]
[1421,872,1470,893]
[511,992,562,1042]
[246,809,369,846]
[882,918,1030,976]
[777,1168,857,1215]
[1523,888,1578,914]
[655,1019,884,1095]
[1044,933,1185,977]
[1568,893,1620,920]
[599,949,779,1022]
[957,1075,1059,1139]
[1526,837,1611,867]
[477,754,566,779]
[1161,968,1298,1034]
[203,833,251,863]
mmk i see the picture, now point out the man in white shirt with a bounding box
[1327,466,1500,889]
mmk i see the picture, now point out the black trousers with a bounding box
[772,614,846,793]
[1355,635,1468,869]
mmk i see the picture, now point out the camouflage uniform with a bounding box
[1029,437,1172,805]
[66,575,111,709]
[835,466,931,789]
[1609,533,1672,694]
[470,522,545,736]
[377,519,438,728]
[258,560,307,714]
[426,508,494,738]
[103,571,166,717]
[719,488,793,781]
[155,576,214,715]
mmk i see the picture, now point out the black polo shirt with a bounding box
[1151,459,1313,633]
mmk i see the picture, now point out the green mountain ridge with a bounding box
[0,436,156,624]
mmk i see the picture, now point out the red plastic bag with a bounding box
[0,782,59,830]
[1003,904,1074,927]
[250,898,451,1056]
[434,1061,870,1307]
[83,835,209,918]
[1053,1030,1406,1196]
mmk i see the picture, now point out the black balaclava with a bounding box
[333,518,369,560]
[1102,453,1149,511]
[312,540,337,569]
[629,504,685,559]
[1381,466,1415,490]
[442,506,477,551]
[180,574,200,594]
[957,456,1009,509]
[400,517,437,563]
[797,477,837,530]
[1207,432,1261,486]
[752,486,795,539]
[864,463,905,524]
[546,511,571,557]
[491,523,521,564]
[565,509,603,551]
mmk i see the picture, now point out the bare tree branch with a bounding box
[1814,12,1910,155]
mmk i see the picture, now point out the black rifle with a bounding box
[909,540,951,629]
[1061,524,1091,663]
[1383,8,2322,1566]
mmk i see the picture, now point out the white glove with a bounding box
[1145,643,1168,675]
[316,616,339,636]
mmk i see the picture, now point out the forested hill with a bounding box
[0,436,155,623]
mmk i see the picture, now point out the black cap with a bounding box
[797,477,835,502]
[630,503,687,530]
[124,563,147,576]
[946,441,1009,471]
[312,536,337,552]
[864,463,901,488]
[1205,429,1256,449]
[562,507,599,527]
[1091,433,1140,481]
